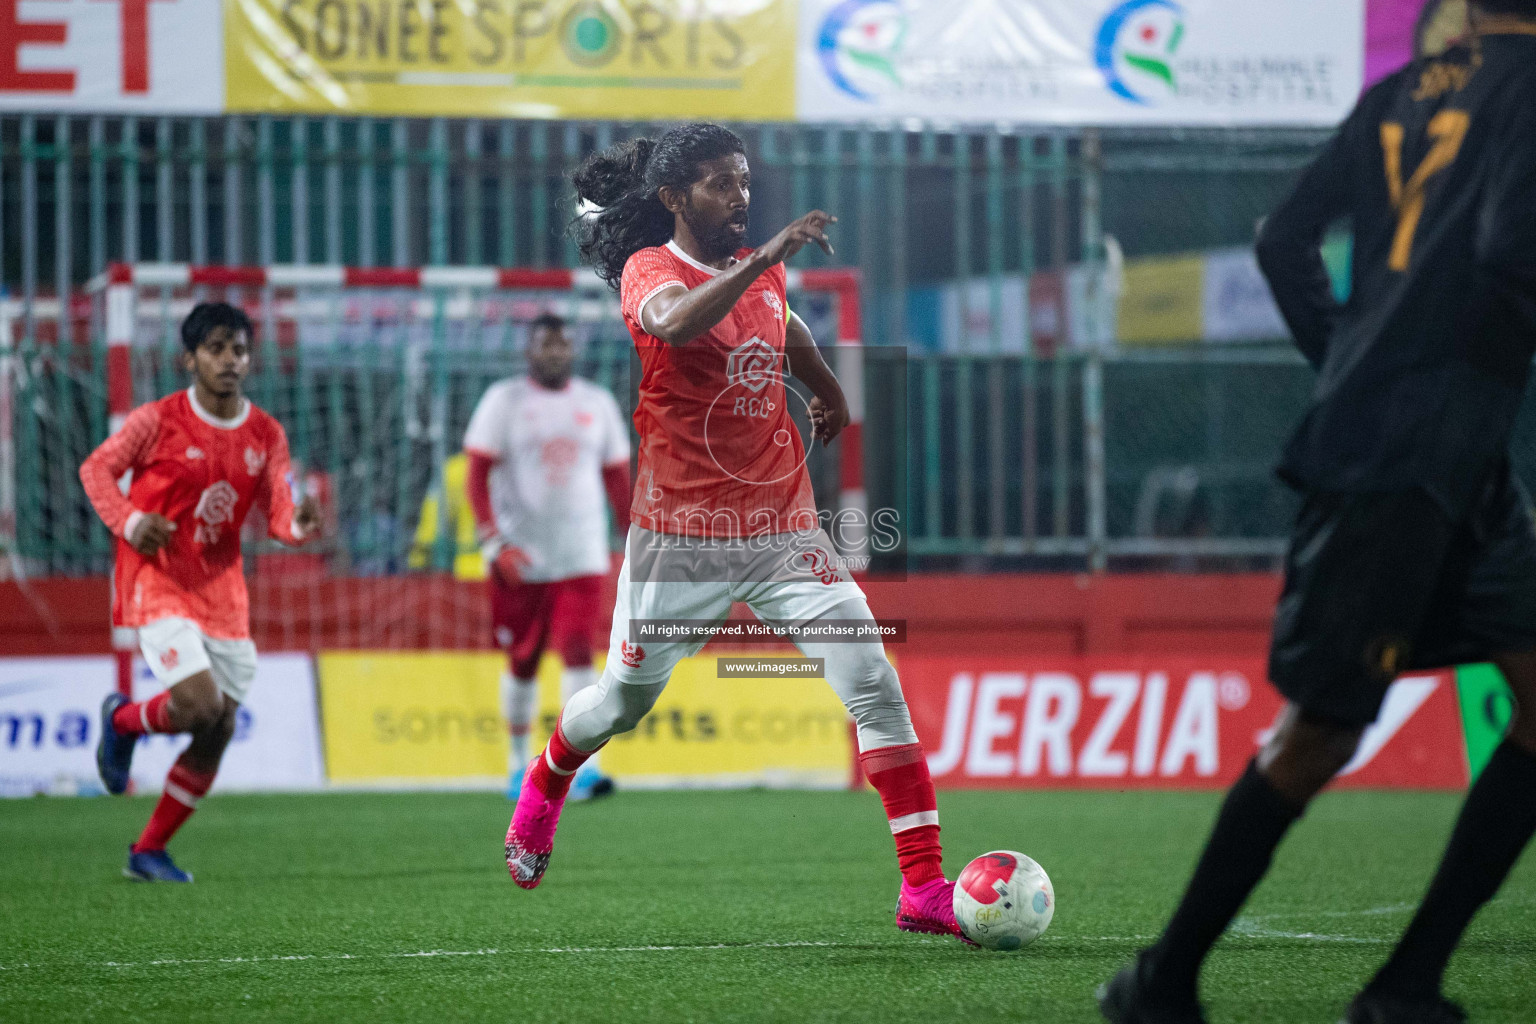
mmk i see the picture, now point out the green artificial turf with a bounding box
[1,789,1534,1023]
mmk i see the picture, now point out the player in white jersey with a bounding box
[463,313,632,800]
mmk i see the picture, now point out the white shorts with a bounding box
[605,527,865,686]
[137,617,258,703]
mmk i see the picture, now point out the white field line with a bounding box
[1229,925,1388,944]
[0,941,863,971]
[0,904,1436,973]
[1228,903,1415,944]
[1243,903,1415,921]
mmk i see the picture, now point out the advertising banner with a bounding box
[1065,262,1119,351]
[798,0,1364,127]
[3,0,1373,124]
[1028,271,1066,357]
[129,653,326,793]
[602,650,851,788]
[0,657,115,797]
[224,0,798,120]
[899,656,1468,790]
[318,651,509,784]
[0,654,324,797]
[317,650,852,788]
[1454,663,1514,781]
[1117,253,1203,345]
[1200,246,1287,344]
[938,276,1029,354]
[0,0,223,113]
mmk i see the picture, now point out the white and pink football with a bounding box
[952,850,1055,951]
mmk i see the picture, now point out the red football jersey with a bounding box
[619,241,817,538]
[79,388,304,639]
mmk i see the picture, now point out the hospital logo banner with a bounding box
[797,0,1364,126]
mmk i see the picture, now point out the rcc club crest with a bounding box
[725,337,779,394]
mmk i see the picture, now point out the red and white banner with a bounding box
[901,657,1468,790]
[0,0,221,113]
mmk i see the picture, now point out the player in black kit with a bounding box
[1100,4,1536,1023]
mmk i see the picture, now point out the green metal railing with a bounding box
[2,114,1344,577]
[1,116,1112,357]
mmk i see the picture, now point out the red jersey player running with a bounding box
[81,302,319,882]
[462,312,631,801]
[504,124,965,942]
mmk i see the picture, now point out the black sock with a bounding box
[1370,739,1536,999]
[1143,760,1303,1003]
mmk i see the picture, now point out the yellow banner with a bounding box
[319,651,508,782]
[317,649,851,786]
[224,0,798,120]
[1117,254,1206,346]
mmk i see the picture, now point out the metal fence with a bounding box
[892,347,1314,570]
[2,113,1361,579]
[2,114,1332,342]
[1,115,1112,357]
[4,328,1322,579]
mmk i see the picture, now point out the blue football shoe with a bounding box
[568,763,615,803]
[124,848,193,883]
[96,693,136,795]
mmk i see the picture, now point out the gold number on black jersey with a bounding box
[1380,110,1470,271]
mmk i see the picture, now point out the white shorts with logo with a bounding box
[605,526,865,687]
[138,617,259,703]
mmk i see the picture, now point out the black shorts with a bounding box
[1269,463,1536,726]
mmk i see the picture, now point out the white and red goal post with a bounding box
[89,262,865,690]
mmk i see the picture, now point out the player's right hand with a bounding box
[756,211,837,266]
[129,513,177,557]
[491,545,532,587]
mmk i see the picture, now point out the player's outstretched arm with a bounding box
[79,405,171,554]
[785,311,849,447]
[642,211,836,346]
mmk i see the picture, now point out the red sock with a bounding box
[132,756,216,853]
[525,718,601,800]
[861,743,945,887]
[112,691,174,735]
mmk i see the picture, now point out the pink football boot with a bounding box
[504,762,567,890]
[896,877,972,943]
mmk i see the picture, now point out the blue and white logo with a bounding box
[1095,0,1186,105]
[816,0,907,103]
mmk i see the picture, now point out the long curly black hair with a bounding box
[571,123,746,290]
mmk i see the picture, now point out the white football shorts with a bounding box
[604,526,865,686]
[137,617,258,703]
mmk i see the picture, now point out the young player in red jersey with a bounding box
[80,302,319,882]
[503,124,966,942]
[463,313,631,801]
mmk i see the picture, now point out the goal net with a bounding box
[66,263,864,658]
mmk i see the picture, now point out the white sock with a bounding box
[510,729,531,770]
[501,672,538,769]
[561,666,600,772]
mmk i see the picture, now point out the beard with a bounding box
[683,203,748,263]
[531,363,572,389]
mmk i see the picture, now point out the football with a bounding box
[952,850,1055,951]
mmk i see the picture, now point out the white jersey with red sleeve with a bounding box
[619,240,817,538]
[462,376,629,583]
[78,388,305,640]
